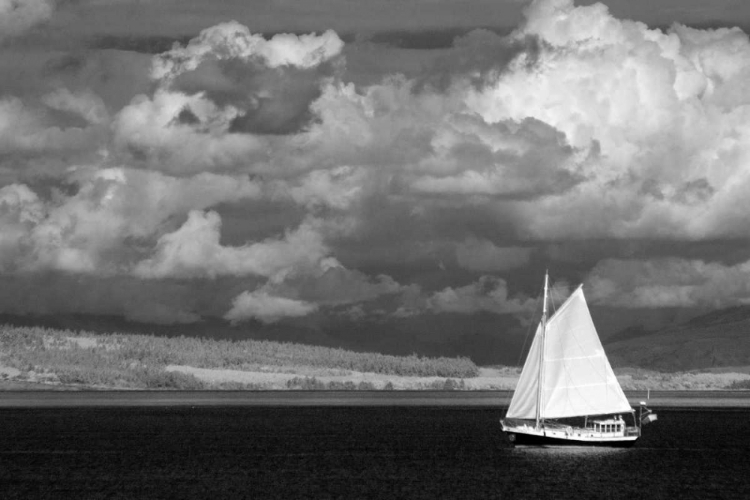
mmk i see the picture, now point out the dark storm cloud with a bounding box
[90,34,195,54]
[0,0,56,42]
[0,272,209,324]
[41,0,528,38]
[416,30,543,91]
[170,57,338,135]
[0,48,151,117]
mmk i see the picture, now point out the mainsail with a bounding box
[506,286,631,420]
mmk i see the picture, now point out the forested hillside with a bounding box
[0,325,479,389]
[605,306,750,371]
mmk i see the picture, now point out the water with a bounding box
[1,406,748,499]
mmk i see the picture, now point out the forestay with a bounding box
[506,286,631,420]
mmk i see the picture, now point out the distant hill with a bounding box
[604,306,750,371]
[16,303,750,372]
[602,324,656,344]
[0,311,529,366]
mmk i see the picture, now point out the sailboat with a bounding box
[500,272,656,447]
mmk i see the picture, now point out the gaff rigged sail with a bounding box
[506,286,631,420]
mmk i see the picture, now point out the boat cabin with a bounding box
[590,417,625,435]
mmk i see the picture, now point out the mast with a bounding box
[535,270,549,429]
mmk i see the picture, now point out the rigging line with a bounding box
[541,273,562,417]
[546,275,578,415]
[515,279,545,368]
[548,279,558,317]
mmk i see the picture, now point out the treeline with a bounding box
[284,377,467,390]
[0,325,479,389]
[726,379,750,389]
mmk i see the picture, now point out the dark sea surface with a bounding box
[1,405,749,499]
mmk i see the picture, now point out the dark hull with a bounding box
[507,431,637,448]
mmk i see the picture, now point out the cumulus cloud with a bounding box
[0,168,263,274]
[113,23,345,171]
[134,211,330,281]
[273,260,404,305]
[156,23,343,135]
[8,0,750,329]
[586,257,750,309]
[427,276,536,315]
[225,289,318,324]
[0,183,45,271]
[457,0,750,241]
[151,22,343,80]
[300,75,586,202]
[112,90,270,174]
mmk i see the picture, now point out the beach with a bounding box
[1,389,749,407]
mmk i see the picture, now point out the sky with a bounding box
[3,0,750,362]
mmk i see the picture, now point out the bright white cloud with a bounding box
[224,289,318,324]
[427,276,536,315]
[112,90,268,174]
[587,257,750,308]
[460,0,750,240]
[151,22,344,82]
[0,168,263,274]
[0,184,45,271]
[134,211,330,280]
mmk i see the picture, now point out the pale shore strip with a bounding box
[0,390,749,408]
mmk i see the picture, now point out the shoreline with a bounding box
[1,390,750,408]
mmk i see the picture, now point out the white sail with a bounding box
[505,323,542,419]
[506,285,631,420]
